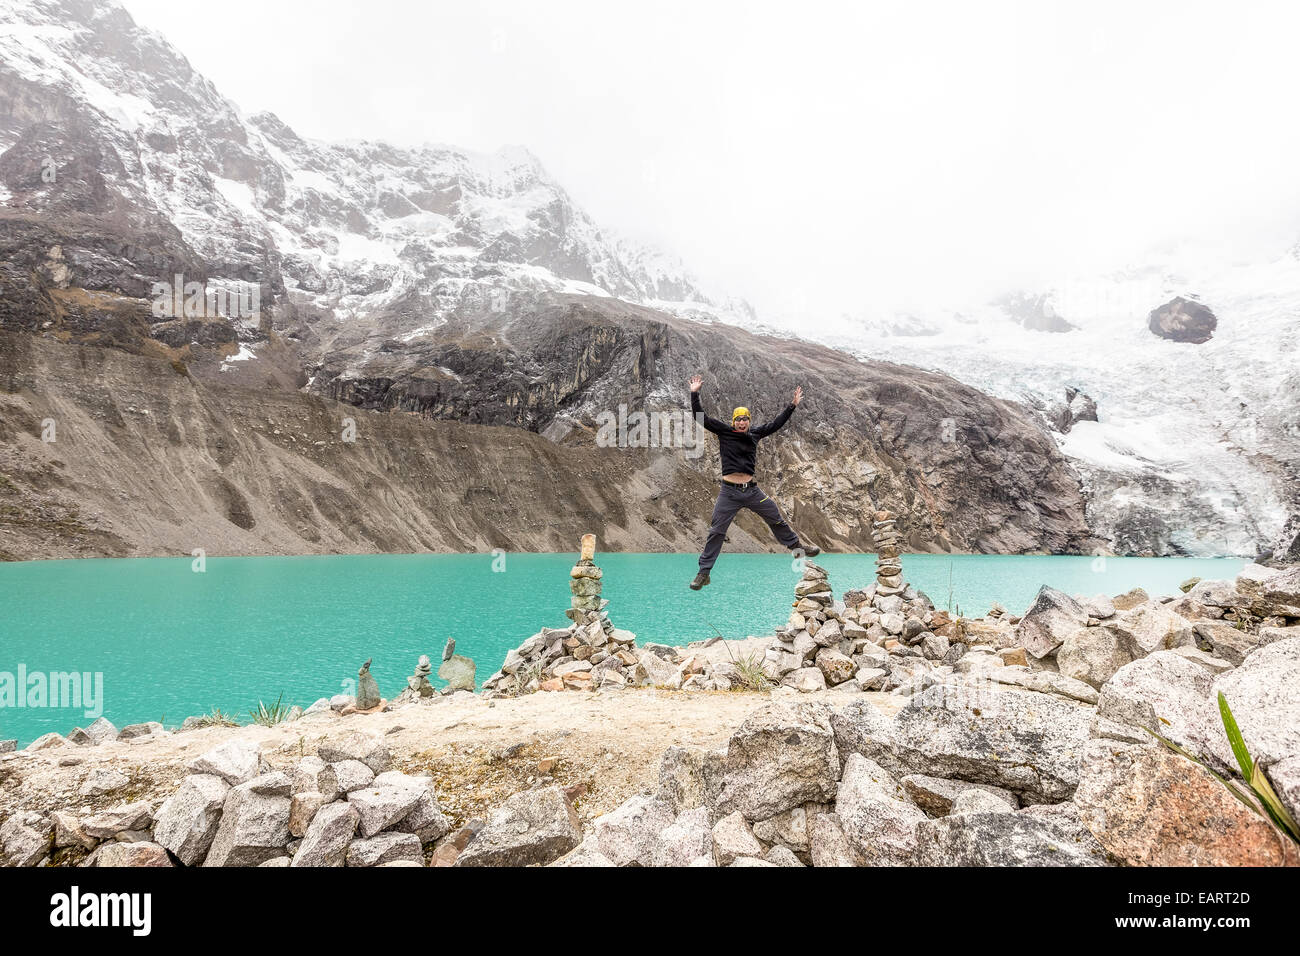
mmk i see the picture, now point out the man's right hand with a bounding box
[689,375,703,393]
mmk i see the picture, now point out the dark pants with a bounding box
[699,482,801,571]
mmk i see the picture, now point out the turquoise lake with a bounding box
[0,552,1243,746]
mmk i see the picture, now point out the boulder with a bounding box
[289,792,326,839]
[1171,646,1235,675]
[69,717,119,746]
[651,807,713,867]
[710,702,840,821]
[391,788,452,843]
[1260,565,1300,607]
[782,667,826,693]
[203,779,292,867]
[188,739,261,785]
[78,767,129,798]
[1074,740,1300,866]
[1111,587,1149,611]
[153,773,230,865]
[591,794,676,867]
[1015,586,1088,659]
[319,760,375,800]
[919,632,950,661]
[950,788,1017,814]
[751,803,823,856]
[81,802,154,840]
[92,842,173,867]
[1059,602,1195,688]
[347,784,425,838]
[807,812,865,867]
[119,721,164,740]
[1193,621,1284,667]
[711,811,764,867]
[656,746,717,815]
[915,811,1107,866]
[291,756,327,794]
[834,754,926,865]
[829,697,894,765]
[866,683,1092,804]
[636,650,680,687]
[51,812,95,851]
[1094,651,1221,764]
[346,832,423,867]
[1018,801,1110,862]
[0,811,53,867]
[814,648,856,686]
[764,845,806,867]
[317,732,392,774]
[454,787,582,867]
[291,801,359,868]
[1209,638,1300,769]
[1077,594,1116,619]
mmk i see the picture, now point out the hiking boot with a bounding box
[689,571,711,590]
[799,544,821,558]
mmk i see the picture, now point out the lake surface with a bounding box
[0,552,1243,746]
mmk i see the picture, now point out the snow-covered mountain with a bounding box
[820,250,1300,557]
[1,0,1293,559]
[0,0,732,332]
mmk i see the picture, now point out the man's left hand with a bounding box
[793,386,804,406]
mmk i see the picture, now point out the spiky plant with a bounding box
[249,694,290,727]
[1148,691,1298,845]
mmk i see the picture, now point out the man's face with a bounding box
[732,415,750,433]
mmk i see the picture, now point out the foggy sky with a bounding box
[122,0,1300,324]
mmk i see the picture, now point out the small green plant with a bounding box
[189,708,240,728]
[249,694,290,727]
[704,619,772,691]
[730,652,774,691]
[1148,692,1298,845]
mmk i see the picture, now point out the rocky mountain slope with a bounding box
[0,0,1096,559]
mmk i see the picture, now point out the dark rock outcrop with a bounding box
[1148,296,1217,344]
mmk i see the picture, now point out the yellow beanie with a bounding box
[732,406,750,421]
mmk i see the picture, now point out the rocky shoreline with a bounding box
[2,540,1297,866]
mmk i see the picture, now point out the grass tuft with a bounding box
[249,694,291,727]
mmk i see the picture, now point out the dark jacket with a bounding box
[691,391,795,476]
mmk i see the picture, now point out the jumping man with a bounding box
[688,374,820,589]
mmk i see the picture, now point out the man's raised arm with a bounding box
[689,375,729,434]
[750,385,803,438]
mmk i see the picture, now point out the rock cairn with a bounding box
[765,513,965,695]
[766,562,862,692]
[438,638,477,691]
[407,656,434,698]
[871,510,905,595]
[482,534,640,695]
[355,659,381,711]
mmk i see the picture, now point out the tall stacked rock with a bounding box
[872,511,905,596]
[482,535,640,695]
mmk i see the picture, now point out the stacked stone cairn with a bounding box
[871,510,905,596]
[765,510,962,695]
[482,534,642,695]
